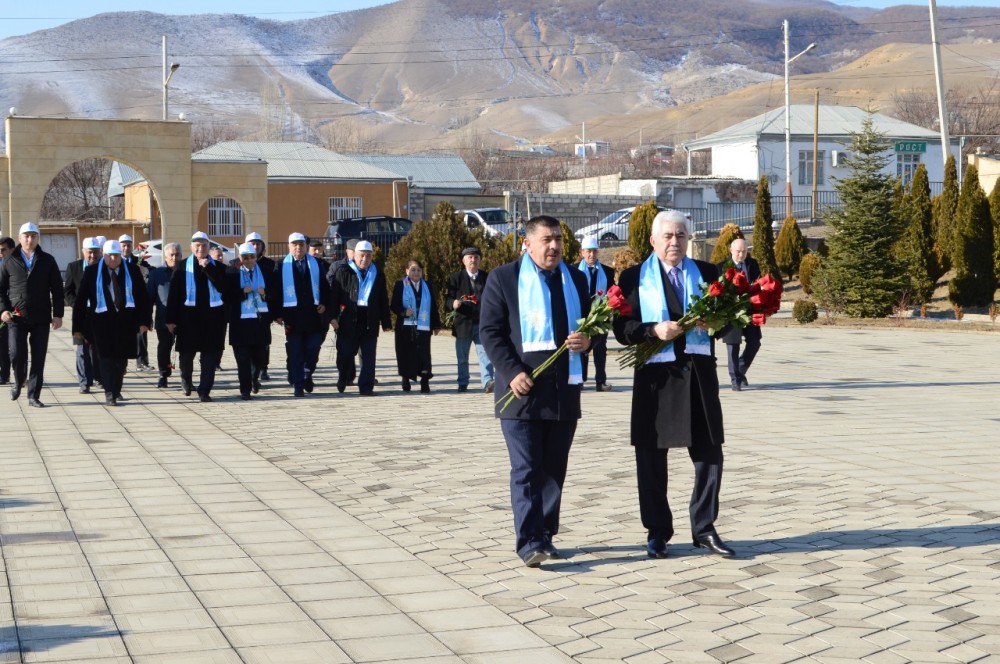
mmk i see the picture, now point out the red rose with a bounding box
[617,301,633,316]
[724,267,737,282]
[752,313,767,326]
[750,293,764,308]
[708,281,725,297]
[607,285,628,312]
[732,272,750,294]
[596,289,604,296]
[758,274,780,293]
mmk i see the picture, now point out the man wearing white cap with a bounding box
[270,232,329,397]
[147,242,182,388]
[72,240,152,406]
[226,243,272,399]
[245,231,275,380]
[119,233,153,372]
[0,223,65,407]
[576,236,616,391]
[166,232,229,402]
[329,239,391,395]
[64,237,104,393]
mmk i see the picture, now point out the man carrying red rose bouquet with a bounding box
[612,210,735,560]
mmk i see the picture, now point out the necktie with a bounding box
[588,267,597,297]
[112,268,123,311]
[668,267,685,307]
[737,262,747,278]
[296,259,305,274]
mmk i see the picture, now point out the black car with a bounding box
[323,216,413,259]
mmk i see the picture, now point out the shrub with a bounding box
[560,220,581,263]
[798,253,821,295]
[751,176,779,277]
[774,216,807,281]
[628,199,659,261]
[792,299,818,323]
[709,223,745,264]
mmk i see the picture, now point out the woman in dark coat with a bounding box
[226,244,273,400]
[390,259,441,393]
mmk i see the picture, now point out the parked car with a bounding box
[323,215,413,259]
[138,238,238,267]
[460,208,521,238]
[574,206,678,244]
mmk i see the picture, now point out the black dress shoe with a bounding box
[79,386,90,394]
[240,393,251,401]
[401,377,411,392]
[105,396,118,407]
[252,380,261,394]
[336,382,346,393]
[157,377,168,388]
[522,548,550,568]
[304,376,314,393]
[11,384,21,400]
[28,398,45,408]
[484,379,495,394]
[294,388,305,398]
[731,381,741,392]
[740,377,749,387]
[457,385,468,393]
[541,543,560,559]
[595,382,613,392]
[420,378,430,394]
[260,371,271,381]
[182,381,193,396]
[646,538,669,559]
[198,394,213,403]
[694,534,736,558]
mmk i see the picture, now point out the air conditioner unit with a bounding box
[831,150,847,167]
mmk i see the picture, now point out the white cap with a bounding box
[191,231,210,243]
[18,222,39,235]
[82,237,101,251]
[118,234,133,243]
[288,232,307,243]
[581,236,599,250]
[354,240,373,252]
[245,232,263,243]
[96,235,107,245]
[103,240,122,255]
[238,242,256,256]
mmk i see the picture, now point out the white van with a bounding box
[460,208,517,237]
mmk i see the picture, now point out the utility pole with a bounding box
[929,0,951,168]
[812,90,820,223]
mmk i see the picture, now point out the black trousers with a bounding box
[0,324,10,382]
[7,320,49,400]
[179,350,222,396]
[336,331,377,393]
[233,343,267,395]
[581,333,608,385]
[500,418,576,558]
[634,443,723,542]
[726,326,762,383]
[99,356,127,398]
[155,327,175,377]
[136,331,149,366]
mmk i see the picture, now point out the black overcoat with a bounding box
[612,259,725,449]
[329,263,391,338]
[0,247,64,325]
[72,261,152,360]
[165,257,228,353]
[226,266,273,347]
[445,269,489,337]
[390,278,441,379]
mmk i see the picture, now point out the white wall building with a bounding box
[683,105,960,197]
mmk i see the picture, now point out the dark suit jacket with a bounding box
[575,261,616,298]
[717,256,762,346]
[0,247,64,325]
[146,265,175,330]
[165,257,229,353]
[613,259,725,449]
[480,259,590,422]
[72,261,152,359]
[329,263,391,338]
[269,257,331,335]
[445,269,489,338]
[63,259,88,308]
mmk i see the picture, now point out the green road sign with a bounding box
[895,141,927,153]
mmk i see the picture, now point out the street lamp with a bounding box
[162,35,180,120]
[784,19,815,217]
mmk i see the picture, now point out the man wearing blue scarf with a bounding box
[166,232,228,402]
[270,233,329,397]
[575,235,616,392]
[613,210,733,560]
[329,240,391,395]
[72,240,152,407]
[480,215,592,568]
[63,237,104,394]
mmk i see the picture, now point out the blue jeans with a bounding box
[455,324,493,388]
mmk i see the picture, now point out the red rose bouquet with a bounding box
[618,270,782,369]
[497,285,631,412]
[444,294,479,328]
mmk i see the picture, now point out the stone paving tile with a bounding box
[4,326,1000,662]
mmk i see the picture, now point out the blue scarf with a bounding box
[516,254,582,384]
[239,264,269,319]
[577,259,608,296]
[281,254,321,307]
[94,259,134,314]
[638,254,711,363]
[401,277,432,331]
[184,255,223,307]
[349,260,377,306]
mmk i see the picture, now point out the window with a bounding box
[897,153,921,186]
[798,151,825,186]
[329,196,362,222]
[207,197,243,237]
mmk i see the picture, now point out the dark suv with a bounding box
[323,216,413,259]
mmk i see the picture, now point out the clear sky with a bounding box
[0,0,996,41]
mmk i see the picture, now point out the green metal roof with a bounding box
[192,141,401,181]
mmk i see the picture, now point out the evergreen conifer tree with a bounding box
[897,164,937,312]
[709,223,745,264]
[948,164,997,308]
[751,176,779,277]
[813,111,906,317]
[628,200,660,262]
[931,155,958,276]
[989,179,1000,285]
[774,216,808,281]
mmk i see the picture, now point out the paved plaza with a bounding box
[2,322,1000,663]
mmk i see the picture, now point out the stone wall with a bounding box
[503,192,660,230]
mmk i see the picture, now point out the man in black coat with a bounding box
[228,243,272,400]
[166,232,229,402]
[718,238,762,391]
[120,233,153,371]
[72,240,152,406]
[64,237,104,393]
[270,233,331,397]
[0,223,65,407]
[480,215,592,568]
[446,247,494,392]
[329,240,390,396]
[0,235,14,385]
[575,235,616,392]
[245,231,275,381]
[613,210,734,560]
[147,242,182,388]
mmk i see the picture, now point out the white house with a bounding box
[682,105,960,198]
